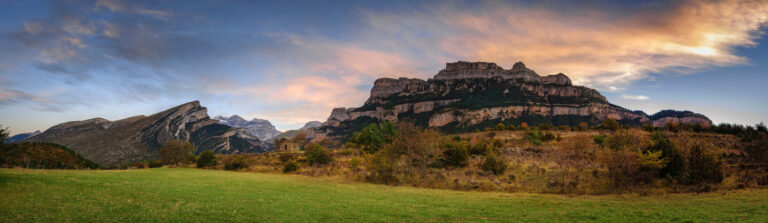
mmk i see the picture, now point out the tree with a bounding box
[648,131,684,178]
[305,143,332,166]
[0,124,9,144]
[495,123,505,131]
[349,121,398,153]
[196,150,217,168]
[602,118,620,131]
[159,140,196,165]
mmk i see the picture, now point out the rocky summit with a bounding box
[214,115,282,141]
[308,61,712,142]
[26,101,266,167]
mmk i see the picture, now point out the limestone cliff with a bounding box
[308,61,712,142]
[26,101,267,166]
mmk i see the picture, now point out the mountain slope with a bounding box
[214,115,281,141]
[308,61,712,142]
[26,101,266,167]
[6,130,41,143]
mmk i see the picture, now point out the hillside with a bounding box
[25,101,266,167]
[0,142,100,169]
[2,168,766,222]
[308,61,712,142]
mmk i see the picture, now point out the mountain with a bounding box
[213,115,281,141]
[25,101,266,167]
[0,142,100,169]
[308,61,712,142]
[6,130,41,143]
[301,121,322,130]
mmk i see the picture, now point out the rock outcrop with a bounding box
[26,101,266,167]
[214,115,282,141]
[649,110,712,128]
[308,61,712,142]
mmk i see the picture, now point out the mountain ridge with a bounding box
[26,101,267,166]
[308,61,712,142]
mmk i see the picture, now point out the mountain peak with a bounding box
[512,61,526,70]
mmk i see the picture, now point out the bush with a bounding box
[440,143,469,168]
[305,143,332,166]
[481,152,507,175]
[527,128,544,146]
[542,132,556,142]
[196,150,217,168]
[648,132,685,178]
[641,123,655,132]
[159,140,196,165]
[602,118,620,132]
[605,150,665,188]
[282,160,300,173]
[605,129,648,151]
[495,123,505,131]
[224,155,249,170]
[745,133,768,169]
[349,121,398,153]
[687,142,723,185]
[593,135,605,146]
[147,160,163,168]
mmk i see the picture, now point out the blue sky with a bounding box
[0,0,766,134]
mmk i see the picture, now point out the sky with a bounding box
[0,0,767,134]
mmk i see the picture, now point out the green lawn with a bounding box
[1,168,766,222]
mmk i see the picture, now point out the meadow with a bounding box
[1,168,767,222]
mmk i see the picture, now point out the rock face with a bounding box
[649,110,712,128]
[307,61,712,142]
[6,130,41,143]
[25,101,266,167]
[214,115,282,141]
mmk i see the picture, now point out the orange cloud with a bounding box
[363,0,768,89]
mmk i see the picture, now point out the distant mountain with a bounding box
[301,121,322,130]
[26,101,266,167]
[271,121,321,142]
[6,130,41,143]
[308,61,712,142]
[0,142,100,169]
[214,115,281,141]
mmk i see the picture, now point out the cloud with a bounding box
[621,94,650,100]
[359,0,768,90]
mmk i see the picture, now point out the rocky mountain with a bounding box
[6,130,41,143]
[26,101,266,167]
[308,61,712,142]
[301,121,322,130]
[214,115,282,141]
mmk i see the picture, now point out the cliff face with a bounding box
[214,115,282,141]
[26,101,266,167]
[308,61,712,142]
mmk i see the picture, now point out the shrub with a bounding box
[542,132,556,142]
[495,123,505,131]
[282,160,300,173]
[0,125,9,144]
[593,135,605,146]
[481,152,507,175]
[224,155,249,170]
[664,121,678,132]
[440,143,469,168]
[527,128,544,146]
[601,118,620,132]
[605,150,665,188]
[745,133,768,169]
[278,152,297,163]
[305,143,332,166]
[159,140,197,165]
[605,129,648,151]
[641,123,655,132]
[147,160,163,168]
[648,132,685,178]
[349,121,398,153]
[687,142,723,185]
[196,150,217,168]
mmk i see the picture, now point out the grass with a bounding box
[1,168,767,222]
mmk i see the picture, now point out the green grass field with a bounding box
[1,168,766,222]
